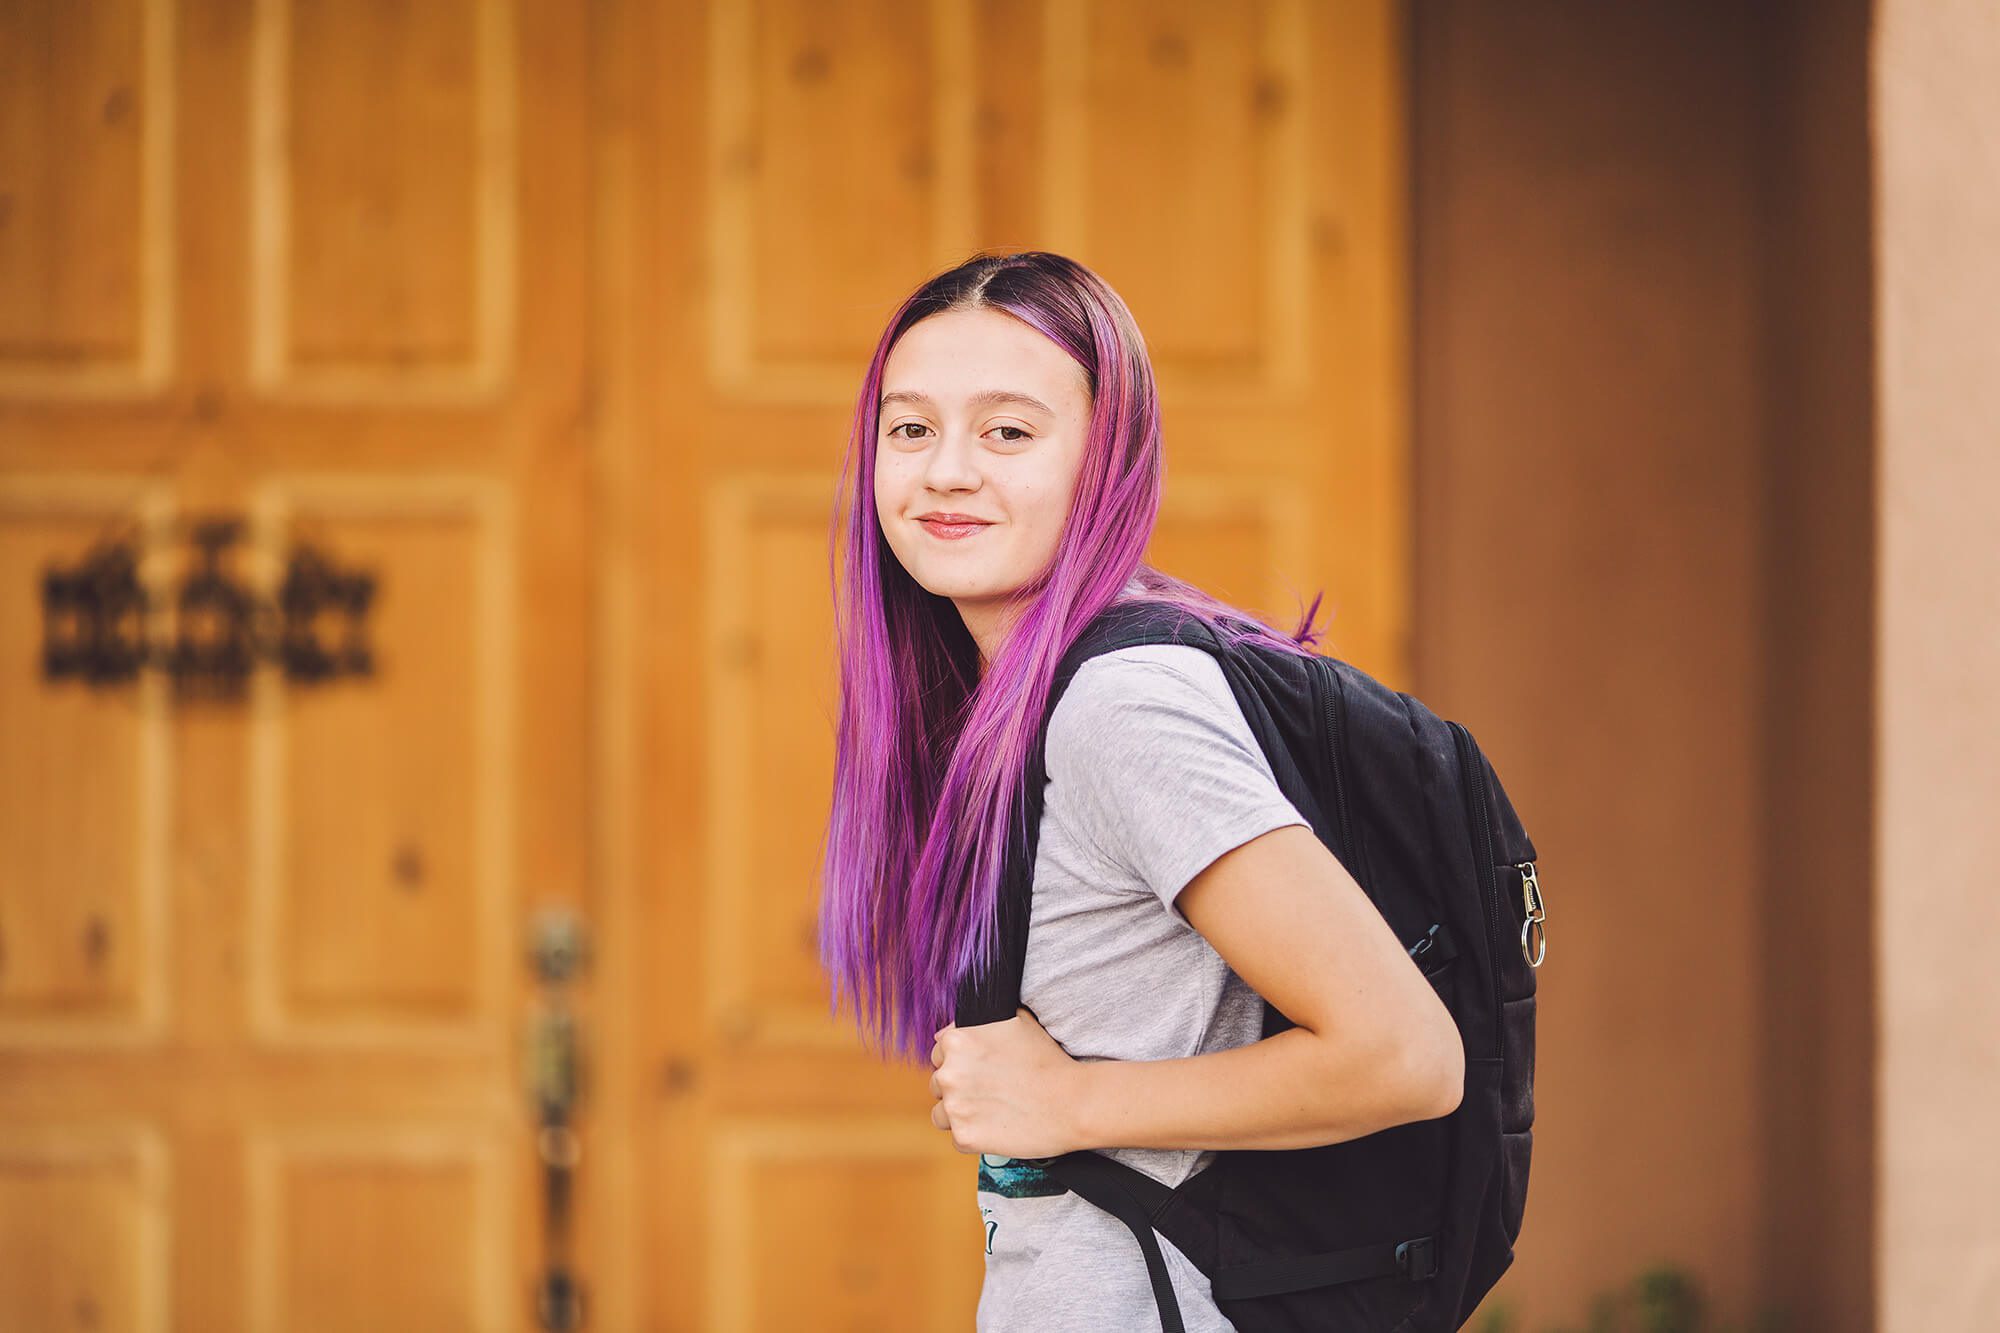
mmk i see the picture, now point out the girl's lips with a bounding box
[917,518,991,540]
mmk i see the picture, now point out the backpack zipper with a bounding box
[1313,663,1356,863]
[1456,720,1504,1056]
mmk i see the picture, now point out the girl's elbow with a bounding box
[1397,1017,1465,1123]
[1424,1030,1466,1119]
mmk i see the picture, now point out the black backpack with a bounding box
[955,598,1544,1332]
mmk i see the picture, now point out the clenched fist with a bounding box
[929,1006,1088,1159]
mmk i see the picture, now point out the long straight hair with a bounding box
[819,250,1329,1065]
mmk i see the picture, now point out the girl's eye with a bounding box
[884,423,1033,444]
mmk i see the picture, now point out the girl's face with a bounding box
[873,308,1093,666]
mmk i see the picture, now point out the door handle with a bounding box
[526,906,590,1331]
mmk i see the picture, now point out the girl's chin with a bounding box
[920,578,1012,602]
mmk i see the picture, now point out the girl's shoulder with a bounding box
[1046,643,1246,770]
[1068,641,1226,693]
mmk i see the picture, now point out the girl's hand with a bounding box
[929,1006,1086,1159]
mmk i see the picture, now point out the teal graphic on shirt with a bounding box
[978,1153,1065,1256]
[978,1152,1064,1199]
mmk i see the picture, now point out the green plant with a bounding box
[1471,1263,1788,1333]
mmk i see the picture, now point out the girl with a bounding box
[818,251,1462,1330]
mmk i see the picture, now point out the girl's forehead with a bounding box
[889,311,1073,370]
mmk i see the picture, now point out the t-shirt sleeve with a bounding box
[1043,646,1311,917]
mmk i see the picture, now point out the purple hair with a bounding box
[818,250,1330,1065]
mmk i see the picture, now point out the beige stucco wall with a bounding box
[1872,2,2000,1327]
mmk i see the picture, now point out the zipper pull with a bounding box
[1406,922,1457,975]
[1515,861,1546,967]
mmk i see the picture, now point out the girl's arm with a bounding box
[1067,822,1464,1153]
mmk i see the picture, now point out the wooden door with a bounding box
[0,0,592,1327]
[621,1,1407,1329]
[1,1,1405,1329]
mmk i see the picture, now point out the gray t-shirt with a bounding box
[973,642,1311,1332]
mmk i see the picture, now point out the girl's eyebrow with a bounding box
[878,389,1056,417]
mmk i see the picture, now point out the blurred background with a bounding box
[1,0,1993,1329]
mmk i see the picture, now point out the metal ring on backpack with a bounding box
[1521,916,1546,968]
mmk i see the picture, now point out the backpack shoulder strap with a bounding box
[953,600,1213,1027]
